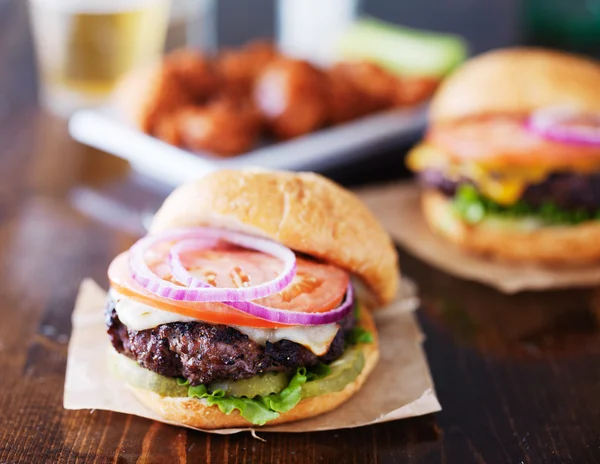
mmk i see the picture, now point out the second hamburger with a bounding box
[408,48,600,264]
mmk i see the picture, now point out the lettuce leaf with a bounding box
[209,396,280,425]
[353,300,361,319]
[183,367,316,426]
[186,383,280,425]
[259,367,307,414]
[306,363,331,381]
[348,327,374,345]
[348,301,373,345]
[453,184,600,225]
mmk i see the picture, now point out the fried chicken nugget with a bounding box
[326,66,372,124]
[392,76,439,106]
[164,48,220,101]
[153,112,182,146]
[216,41,280,99]
[165,99,261,156]
[331,61,398,113]
[254,58,329,139]
[113,49,220,135]
[112,62,190,133]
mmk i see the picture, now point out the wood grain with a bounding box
[0,1,599,462]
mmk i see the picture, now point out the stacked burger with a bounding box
[407,48,600,264]
[105,169,399,428]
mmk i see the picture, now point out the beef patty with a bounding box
[106,298,355,385]
[419,170,600,212]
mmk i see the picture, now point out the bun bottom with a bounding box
[125,304,379,429]
[422,190,600,265]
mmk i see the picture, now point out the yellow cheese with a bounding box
[406,144,447,172]
[406,144,593,205]
[465,163,549,205]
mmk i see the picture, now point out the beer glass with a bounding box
[28,0,171,117]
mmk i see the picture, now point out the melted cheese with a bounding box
[407,144,558,205]
[233,324,338,357]
[111,291,197,328]
[111,292,339,356]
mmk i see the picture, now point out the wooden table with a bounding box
[1,2,600,462]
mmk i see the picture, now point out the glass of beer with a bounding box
[28,0,171,117]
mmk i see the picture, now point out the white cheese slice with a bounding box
[111,291,339,356]
[111,291,197,329]
[232,324,338,356]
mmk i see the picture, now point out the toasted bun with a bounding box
[126,303,379,429]
[430,48,600,123]
[422,190,600,264]
[151,169,399,305]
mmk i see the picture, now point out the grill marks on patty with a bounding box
[105,298,354,385]
[419,170,600,212]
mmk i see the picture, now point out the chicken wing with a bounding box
[254,58,328,139]
[164,99,261,156]
[217,41,279,100]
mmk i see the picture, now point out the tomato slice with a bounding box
[108,248,349,328]
[428,116,600,169]
[255,261,349,313]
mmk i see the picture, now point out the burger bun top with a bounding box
[430,48,600,123]
[151,169,400,306]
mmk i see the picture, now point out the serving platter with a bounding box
[69,104,427,186]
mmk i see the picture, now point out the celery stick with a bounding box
[336,18,468,77]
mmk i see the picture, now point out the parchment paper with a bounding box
[357,181,600,293]
[63,279,440,434]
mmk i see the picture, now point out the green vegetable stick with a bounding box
[336,18,468,77]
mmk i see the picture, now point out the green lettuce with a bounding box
[453,184,600,226]
[348,327,374,345]
[189,384,280,425]
[258,368,307,413]
[305,363,331,381]
[348,301,373,345]
[353,300,361,319]
[182,365,330,426]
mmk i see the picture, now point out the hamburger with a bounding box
[407,48,600,264]
[105,169,399,428]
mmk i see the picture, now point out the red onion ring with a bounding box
[224,283,354,325]
[526,106,600,146]
[129,228,296,302]
[169,241,354,324]
[168,238,296,301]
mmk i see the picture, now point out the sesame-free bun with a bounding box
[422,190,600,264]
[430,48,600,123]
[126,303,379,429]
[151,169,399,305]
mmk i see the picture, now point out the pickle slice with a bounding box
[301,346,365,399]
[209,372,290,398]
[108,349,188,397]
[108,344,365,401]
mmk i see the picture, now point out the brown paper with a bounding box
[357,181,600,293]
[64,279,440,434]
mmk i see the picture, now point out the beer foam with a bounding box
[28,0,168,13]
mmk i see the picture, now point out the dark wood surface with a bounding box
[1,1,600,462]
